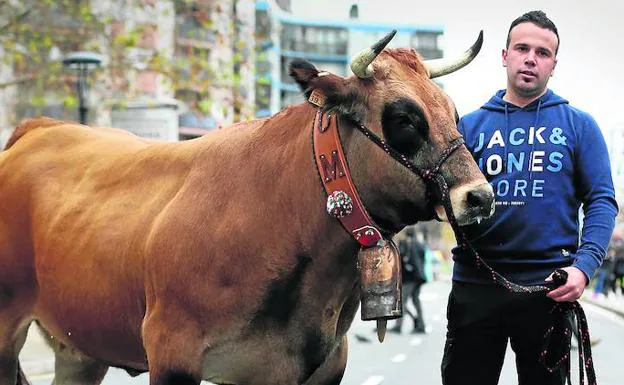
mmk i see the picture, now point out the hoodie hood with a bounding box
[482,89,568,112]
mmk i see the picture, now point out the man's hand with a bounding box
[546,267,587,302]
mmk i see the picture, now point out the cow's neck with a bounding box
[263,102,427,241]
[247,103,360,251]
[248,103,363,325]
[218,102,424,247]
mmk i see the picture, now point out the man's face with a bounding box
[503,22,558,100]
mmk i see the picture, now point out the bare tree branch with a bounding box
[0,40,37,64]
[0,7,33,34]
[0,75,35,89]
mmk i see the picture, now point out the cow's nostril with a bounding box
[466,189,494,210]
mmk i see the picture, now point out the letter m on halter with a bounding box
[320,150,345,182]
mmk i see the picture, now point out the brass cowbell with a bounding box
[358,239,402,342]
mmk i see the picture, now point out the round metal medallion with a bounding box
[326,190,353,218]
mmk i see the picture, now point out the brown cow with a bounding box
[0,31,493,385]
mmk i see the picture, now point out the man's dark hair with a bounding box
[506,10,560,54]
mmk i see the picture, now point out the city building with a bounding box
[175,0,256,139]
[254,0,444,117]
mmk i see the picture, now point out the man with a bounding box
[441,11,618,385]
[612,232,624,295]
[389,227,428,334]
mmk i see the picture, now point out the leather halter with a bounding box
[310,90,464,247]
[312,108,383,247]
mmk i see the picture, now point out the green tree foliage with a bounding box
[0,0,251,125]
[0,0,155,120]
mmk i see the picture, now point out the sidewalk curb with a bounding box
[20,357,55,378]
[19,323,55,378]
[580,297,624,319]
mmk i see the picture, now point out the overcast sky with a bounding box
[290,0,624,138]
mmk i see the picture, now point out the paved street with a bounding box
[28,280,624,385]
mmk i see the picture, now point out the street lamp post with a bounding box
[62,51,102,124]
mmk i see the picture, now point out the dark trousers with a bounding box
[441,281,568,385]
[615,272,624,294]
[394,281,425,331]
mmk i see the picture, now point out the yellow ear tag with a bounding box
[308,89,326,108]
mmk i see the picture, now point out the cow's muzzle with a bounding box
[435,182,495,226]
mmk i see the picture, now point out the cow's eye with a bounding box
[399,116,415,128]
[382,98,428,156]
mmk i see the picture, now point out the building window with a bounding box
[174,0,214,43]
[255,82,271,113]
[411,32,442,59]
[255,9,272,43]
[177,90,216,130]
[139,24,159,49]
[281,90,303,109]
[280,57,295,85]
[349,4,359,19]
[281,25,347,56]
[136,71,158,95]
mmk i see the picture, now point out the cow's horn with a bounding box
[426,30,483,79]
[350,30,397,79]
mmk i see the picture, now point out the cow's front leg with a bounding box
[302,336,348,385]
[142,307,204,385]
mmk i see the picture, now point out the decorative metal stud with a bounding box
[326,190,353,218]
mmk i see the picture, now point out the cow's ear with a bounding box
[289,59,345,102]
[289,59,320,93]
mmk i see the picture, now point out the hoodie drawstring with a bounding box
[529,99,543,181]
[504,104,509,171]
[503,98,541,179]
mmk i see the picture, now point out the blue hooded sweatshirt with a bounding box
[453,89,618,285]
